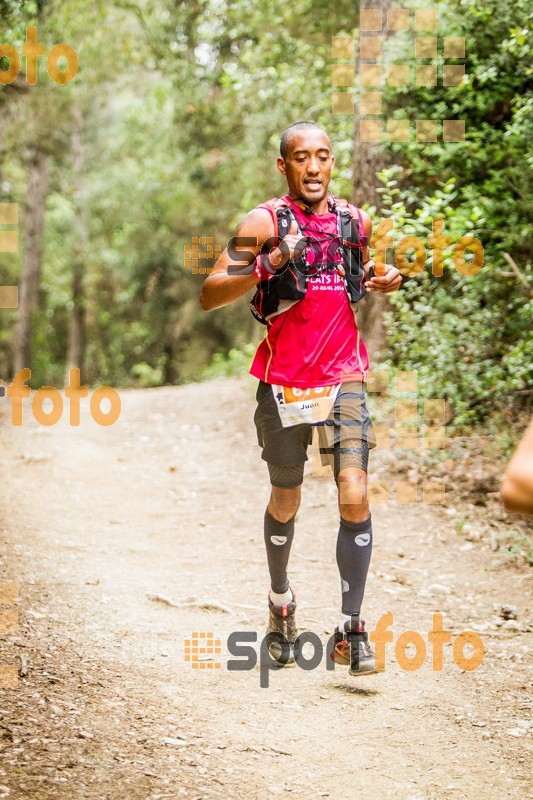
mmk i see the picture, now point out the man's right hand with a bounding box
[268,220,307,271]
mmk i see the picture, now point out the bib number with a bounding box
[272,384,340,428]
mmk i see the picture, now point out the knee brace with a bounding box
[332,440,370,485]
[267,462,305,489]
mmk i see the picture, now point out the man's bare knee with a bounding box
[337,469,369,522]
[268,485,301,523]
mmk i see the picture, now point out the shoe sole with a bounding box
[348,666,383,677]
[331,649,383,676]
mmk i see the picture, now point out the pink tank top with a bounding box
[249,195,369,387]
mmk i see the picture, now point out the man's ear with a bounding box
[276,156,287,176]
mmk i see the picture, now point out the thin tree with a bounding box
[15,147,50,373]
[65,105,87,382]
[352,0,393,359]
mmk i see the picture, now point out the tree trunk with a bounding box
[65,106,87,384]
[352,0,393,208]
[15,149,50,374]
[352,0,392,361]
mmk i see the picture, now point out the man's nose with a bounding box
[307,157,320,173]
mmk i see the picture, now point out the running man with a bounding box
[199,121,402,675]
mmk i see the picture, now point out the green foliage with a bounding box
[131,359,165,387]
[201,342,257,380]
[0,1,40,40]
[381,0,532,262]
[377,166,532,427]
[0,0,530,441]
[370,0,532,425]
[494,528,533,567]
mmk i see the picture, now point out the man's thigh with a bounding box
[316,381,376,478]
[253,381,313,473]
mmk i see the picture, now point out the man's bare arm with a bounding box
[199,208,274,311]
[500,419,533,516]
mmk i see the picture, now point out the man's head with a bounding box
[277,121,334,209]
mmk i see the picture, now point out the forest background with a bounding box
[0,0,531,437]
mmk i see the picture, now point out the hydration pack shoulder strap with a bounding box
[334,200,368,304]
[250,197,369,323]
[250,199,307,325]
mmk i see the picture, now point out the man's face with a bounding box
[277,129,334,206]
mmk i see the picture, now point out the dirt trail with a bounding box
[0,377,531,800]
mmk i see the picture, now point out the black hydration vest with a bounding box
[250,196,368,325]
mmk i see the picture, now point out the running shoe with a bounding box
[330,616,382,676]
[266,590,297,665]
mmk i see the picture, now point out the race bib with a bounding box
[272,384,341,428]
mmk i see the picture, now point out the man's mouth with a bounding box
[304,180,322,190]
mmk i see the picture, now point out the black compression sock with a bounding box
[264,509,295,594]
[336,515,373,615]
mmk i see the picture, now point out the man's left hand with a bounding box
[365,263,402,294]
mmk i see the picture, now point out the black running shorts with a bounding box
[253,380,376,477]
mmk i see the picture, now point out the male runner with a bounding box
[200,121,402,675]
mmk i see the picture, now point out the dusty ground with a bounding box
[0,376,531,800]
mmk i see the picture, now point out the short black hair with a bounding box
[279,121,329,159]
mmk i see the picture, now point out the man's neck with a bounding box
[287,193,330,215]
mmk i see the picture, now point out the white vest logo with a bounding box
[271,535,287,546]
[354,533,371,547]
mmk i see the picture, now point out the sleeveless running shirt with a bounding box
[249,195,370,388]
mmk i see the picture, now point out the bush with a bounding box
[201,342,257,380]
[376,167,532,429]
